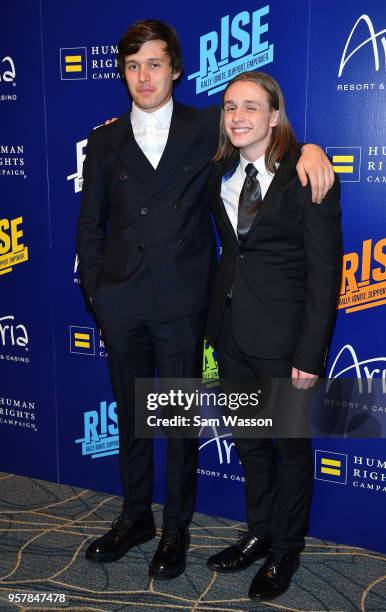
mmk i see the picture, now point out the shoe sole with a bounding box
[207,550,270,573]
[85,529,156,563]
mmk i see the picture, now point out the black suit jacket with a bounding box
[76,102,219,321]
[206,151,343,375]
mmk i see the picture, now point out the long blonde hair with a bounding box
[213,71,297,173]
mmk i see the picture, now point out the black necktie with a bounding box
[237,163,262,240]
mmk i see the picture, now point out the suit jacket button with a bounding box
[138,244,145,251]
[141,207,148,215]
[178,238,185,245]
[239,254,245,259]
[184,165,193,172]
[119,173,127,181]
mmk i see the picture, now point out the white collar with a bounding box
[131,97,173,128]
[239,154,271,177]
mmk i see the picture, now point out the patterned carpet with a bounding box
[0,473,385,611]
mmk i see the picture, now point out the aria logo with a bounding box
[337,14,385,92]
[0,55,17,102]
[323,344,386,439]
[327,344,386,395]
[199,429,236,465]
[0,315,28,347]
[75,400,118,459]
[187,5,274,97]
[0,56,16,83]
[0,315,30,364]
[198,427,244,482]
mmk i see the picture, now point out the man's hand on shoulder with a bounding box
[102,117,118,126]
[296,144,334,204]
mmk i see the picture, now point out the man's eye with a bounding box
[150,63,160,68]
[225,107,235,112]
[126,65,137,71]
[247,107,257,111]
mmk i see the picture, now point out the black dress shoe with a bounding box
[149,526,190,580]
[207,532,271,572]
[85,515,156,563]
[248,549,300,600]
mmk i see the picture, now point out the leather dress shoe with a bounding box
[207,532,271,572]
[85,515,156,563]
[248,549,300,600]
[149,526,190,580]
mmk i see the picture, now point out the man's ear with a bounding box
[270,110,279,128]
[172,70,181,81]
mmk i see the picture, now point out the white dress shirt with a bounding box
[221,154,276,236]
[131,97,173,169]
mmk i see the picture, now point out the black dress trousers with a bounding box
[94,303,206,530]
[216,302,313,553]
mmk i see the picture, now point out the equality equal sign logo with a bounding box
[326,147,361,182]
[314,450,348,484]
[70,326,95,355]
[60,48,87,80]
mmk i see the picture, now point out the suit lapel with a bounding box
[215,157,239,243]
[148,102,201,200]
[107,102,201,201]
[245,152,296,238]
[107,111,156,185]
[212,151,297,244]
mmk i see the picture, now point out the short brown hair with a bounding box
[213,71,297,173]
[117,20,183,79]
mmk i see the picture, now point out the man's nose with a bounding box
[138,65,149,82]
[232,107,245,122]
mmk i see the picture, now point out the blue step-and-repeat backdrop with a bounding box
[1,1,385,553]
